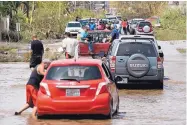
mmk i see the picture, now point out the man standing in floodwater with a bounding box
[30,35,44,71]
[15,60,50,118]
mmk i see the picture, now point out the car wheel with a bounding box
[106,101,113,119]
[157,80,163,89]
[36,112,44,119]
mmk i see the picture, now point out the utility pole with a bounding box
[90,1,92,10]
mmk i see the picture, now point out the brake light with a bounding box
[109,56,116,72]
[40,82,51,96]
[157,57,162,69]
[96,82,108,96]
[138,27,143,32]
[150,26,153,32]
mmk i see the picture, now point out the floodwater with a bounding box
[0,46,186,125]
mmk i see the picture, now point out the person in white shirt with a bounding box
[61,32,79,59]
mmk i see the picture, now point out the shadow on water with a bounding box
[37,112,126,120]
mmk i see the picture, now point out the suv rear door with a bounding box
[115,40,158,77]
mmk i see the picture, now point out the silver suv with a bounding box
[105,36,164,89]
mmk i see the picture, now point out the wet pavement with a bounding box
[0,41,186,125]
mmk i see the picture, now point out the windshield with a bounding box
[46,65,102,81]
[117,41,156,57]
[139,22,152,27]
[107,17,117,20]
[67,23,81,27]
[132,19,144,24]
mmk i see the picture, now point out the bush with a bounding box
[155,8,186,40]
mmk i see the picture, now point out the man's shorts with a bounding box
[30,55,42,68]
[26,85,38,108]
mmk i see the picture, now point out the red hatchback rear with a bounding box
[37,59,119,119]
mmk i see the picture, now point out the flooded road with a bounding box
[0,42,186,125]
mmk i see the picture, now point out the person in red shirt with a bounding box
[121,19,128,35]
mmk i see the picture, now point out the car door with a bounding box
[102,63,118,112]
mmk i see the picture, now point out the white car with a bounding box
[65,21,83,37]
[129,18,145,34]
[134,21,154,36]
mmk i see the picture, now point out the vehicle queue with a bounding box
[15,13,165,119]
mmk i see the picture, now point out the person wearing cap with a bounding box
[110,24,119,43]
[30,34,44,71]
[61,32,79,59]
[15,59,51,118]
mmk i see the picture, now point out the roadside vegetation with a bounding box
[155,8,186,40]
[0,1,105,43]
[176,48,186,54]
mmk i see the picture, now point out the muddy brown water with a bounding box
[0,54,186,125]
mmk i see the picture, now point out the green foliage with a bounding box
[155,8,186,40]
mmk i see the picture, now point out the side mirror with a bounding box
[158,45,161,49]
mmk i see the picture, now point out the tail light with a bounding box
[109,56,116,72]
[157,57,162,69]
[96,82,109,96]
[138,27,143,32]
[40,82,51,96]
[150,26,153,32]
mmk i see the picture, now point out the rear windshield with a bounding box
[132,19,144,24]
[139,22,151,27]
[46,65,102,81]
[107,17,116,20]
[117,42,156,57]
[67,23,81,27]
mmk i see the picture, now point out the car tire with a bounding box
[114,97,119,115]
[36,112,44,119]
[156,80,163,89]
[106,101,113,119]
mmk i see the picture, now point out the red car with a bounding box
[79,30,111,56]
[37,59,119,119]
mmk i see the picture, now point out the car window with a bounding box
[102,63,113,80]
[68,23,81,27]
[117,42,157,57]
[139,22,151,27]
[46,65,102,81]
[132,20,144,24]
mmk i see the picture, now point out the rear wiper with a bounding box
[60,78,80,83]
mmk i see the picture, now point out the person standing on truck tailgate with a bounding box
[30,34,44,71]
[15,60,50,118]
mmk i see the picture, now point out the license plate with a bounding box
[66,89,80,96]
[117,78,128,84]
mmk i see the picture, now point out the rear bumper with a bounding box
[135,31,154,36]
[37,92,110,116]
[112,70,164,84]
